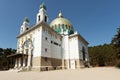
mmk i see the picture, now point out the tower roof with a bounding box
[40,3,47,10]
[24,17,29,23]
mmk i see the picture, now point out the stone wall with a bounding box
[63,59,85,69]
[40,57,62,71]
[31,57,85,71]
[33,57,41,66]
[31,57,41,71]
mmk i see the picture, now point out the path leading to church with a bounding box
[0,67,119,80]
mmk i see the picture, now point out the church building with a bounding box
[9,3,89,71]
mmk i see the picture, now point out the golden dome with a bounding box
[50,12,74,34]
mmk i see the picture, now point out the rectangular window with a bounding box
[26,28,29,30]
[45,37,47,40]
[38,15,40,21]
[45,16,47,22]
[54,42,58,46]
[45,48,47,52]
[51,41,53,43]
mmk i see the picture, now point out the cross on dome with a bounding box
[58,11,63,18]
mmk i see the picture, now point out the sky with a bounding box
[0,0,120,49]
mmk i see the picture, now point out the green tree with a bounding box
[112,27,120,59]
[112,27,120,67]
[0,48,16,70]
[89,44,116,67]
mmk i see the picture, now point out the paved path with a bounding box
[0,67,120,80]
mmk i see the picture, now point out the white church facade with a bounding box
[9,3,89,71]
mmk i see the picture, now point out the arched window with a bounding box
[58,24,60,29]
[55,24,57,29]
[69,26,71,30]
[62,24,64,27]
[66,24,68,29]
[62,24,64,29]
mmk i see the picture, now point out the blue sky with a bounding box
[0,0,120,49]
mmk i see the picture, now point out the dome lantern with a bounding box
[58,11,63,18]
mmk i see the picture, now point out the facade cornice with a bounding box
[17,22,43,38]
[69,32,89,45]
[17,21,62,39]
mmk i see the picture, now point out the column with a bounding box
[76,59,80,69]
[23,58,25,67]
[66,59,70,69]
[27,49,31,69]
[62,59,65,69]
[14,58,18,68]
[18,58,21,67]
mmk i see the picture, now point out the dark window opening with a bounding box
[75,60,77,68]
[45,16,47,22]
[65,25,68,29]
[69,26,70,29]
[54,42,58,46]
[46,67,48,71]
[25,57,28,66]
[82,47,86,61]
[55,25,57,29]
[26,28,29,30]
[45,37,47,40]
[51,41,53,43]
[58,24,60,27]
[62,24,64,29]
[38,15,40,21]
[45,48,47,52]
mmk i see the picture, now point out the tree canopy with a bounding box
[89,44,116,67]
[89,27,120,67]
[112,27,120,59]
[0,48,16,70]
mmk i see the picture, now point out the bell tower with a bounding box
[36,3,48,24]
[20,17,30,34]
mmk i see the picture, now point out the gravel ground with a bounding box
[0,67,120,80]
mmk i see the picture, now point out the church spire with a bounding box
[40,3,47,10]
[24,17,29,23]
[36,3,48,24]
[20,17,30,34]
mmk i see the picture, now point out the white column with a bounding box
[18,58,21,67]
[64,35,70,69]
[62,59,65,69]
[23,58,25,67]
[27,49,31,67]
[14,58,18,68]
